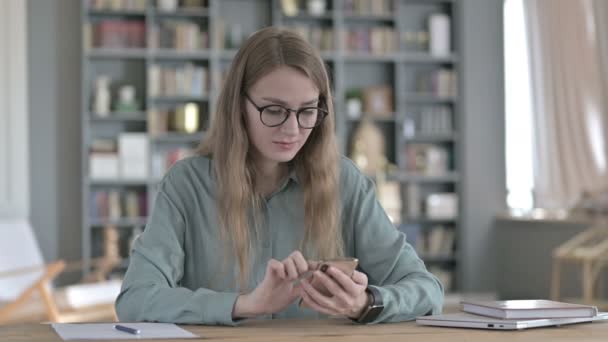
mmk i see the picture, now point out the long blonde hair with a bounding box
[197,27,342,286]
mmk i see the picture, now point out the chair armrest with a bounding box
[0,260,66,281]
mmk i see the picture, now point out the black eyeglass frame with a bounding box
[244,93,329,129]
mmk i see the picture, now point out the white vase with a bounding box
[429,13,451,56]
[307,0,326,16]
[158,0,178,12]
[94,76,111,116]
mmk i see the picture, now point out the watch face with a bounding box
[361,306,383,323]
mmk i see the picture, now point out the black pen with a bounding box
[114,324,141,335]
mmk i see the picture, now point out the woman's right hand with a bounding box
[232,250,310,318]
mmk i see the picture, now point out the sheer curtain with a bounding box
[524,0,608,209]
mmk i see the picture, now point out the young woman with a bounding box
[115,27,443,326]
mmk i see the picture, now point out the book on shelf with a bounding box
[403,106,453,138]
[415,69,458,98]
[344,27,397,55]
[285,25,334,51]
[89,19,146,49]
[149,20,208,51]
[425,193,458,220]
[404,143,450,176]
[461,300,599,320]
[90,139,119,180]
[148,63,209,98]
[343,0,392,16]
[90,189,147,221]
[399,224,454,258]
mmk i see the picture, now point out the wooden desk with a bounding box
[1,318,607,342]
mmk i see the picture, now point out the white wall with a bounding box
[0,0,29,219]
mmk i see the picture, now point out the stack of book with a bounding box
[460,300,599,320]
[417,299,605,330]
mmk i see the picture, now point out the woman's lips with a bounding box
[273,141,297,150]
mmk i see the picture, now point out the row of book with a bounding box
[149,21,209,51]
[403,106,453,137]
[89,134,149,180]
[148,63,209,97]
[343,0,392,16]
[87,20,146,49]
[416,69,458,98]
[403,143,451,176]
[343,27,398,55]
[87,0,146,11]
[286,25,334,52]
[148,104,205,135]
[400,224,455,258]
[405,185,458,220]
[90,189,147,220]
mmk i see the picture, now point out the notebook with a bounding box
[461,299,599,319]
[52,323,198,340]
[416,312,608,330]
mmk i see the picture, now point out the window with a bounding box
[504,0,534,211]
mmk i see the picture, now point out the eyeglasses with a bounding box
[244,93,328,129]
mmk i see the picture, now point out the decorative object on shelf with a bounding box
[158,0,178,12]
[115,85,139,112]
[281,0,299,17]
[349,116,387,175]
[93,75,111,116]
[307,0,326,16]
[345,89,362,119]
[363,85,393,118]
[425,193,458,220]
[172,102,200,133]
[429,13,451,57]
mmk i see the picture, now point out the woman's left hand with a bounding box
[299,266,369,319]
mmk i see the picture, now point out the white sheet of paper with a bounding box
[52,323,198,340]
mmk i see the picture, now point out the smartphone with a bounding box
[299,257,358,307]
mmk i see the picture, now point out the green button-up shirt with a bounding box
[115,156,443,325]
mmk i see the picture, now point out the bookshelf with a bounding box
[81,0,462,292]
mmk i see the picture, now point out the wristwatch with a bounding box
[354,286,384,324]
